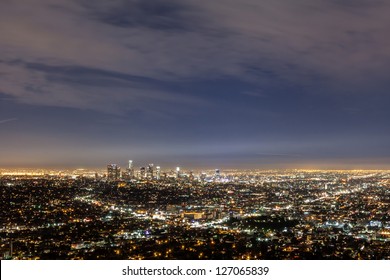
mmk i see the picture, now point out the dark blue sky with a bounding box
[1,0,390,169]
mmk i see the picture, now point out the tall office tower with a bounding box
[176,167,181,178]
[126,160,134,178]
[200,172,207,182]
[107,164,121,181]
[146,163,154,179]
[140,167,146,178]
[214,169,221,181]
[156,166,161,180]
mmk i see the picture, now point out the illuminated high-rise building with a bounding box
[200,172,206,182]
[107,164,121,181]
[176,167,181,178]
[140,167,146,178]
[156,166,161,180]
[127,160,134,178]
[146,164,154,179]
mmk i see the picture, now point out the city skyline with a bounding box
[1,0,390,169]
[2,169,390,260]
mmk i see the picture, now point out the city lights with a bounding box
[1,164,389,260]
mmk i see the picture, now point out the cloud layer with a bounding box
[1,0,390,168]
[1,0,390,112]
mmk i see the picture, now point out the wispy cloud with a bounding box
[0,118,18,124]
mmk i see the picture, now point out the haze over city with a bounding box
[1,0,390,169]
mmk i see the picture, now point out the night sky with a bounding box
[1,0,390,169]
